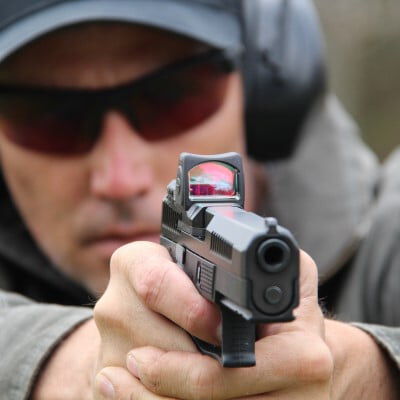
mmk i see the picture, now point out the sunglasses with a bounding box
[0,49,239,156]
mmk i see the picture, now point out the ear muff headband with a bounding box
[241,0,327,161]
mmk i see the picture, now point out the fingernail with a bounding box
[96,374,115,399]
[127,352,139,378]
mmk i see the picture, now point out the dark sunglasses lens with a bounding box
[131,56,230,140]
[0,94,99,155]
[0,52,233,155]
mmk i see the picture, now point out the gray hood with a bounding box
[264,94,379,282]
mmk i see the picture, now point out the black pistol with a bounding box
[160,152,299,367]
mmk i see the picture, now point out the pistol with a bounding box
[160,152,299,367]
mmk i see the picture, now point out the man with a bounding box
[0,1,399,399]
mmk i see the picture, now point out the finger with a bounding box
[95,253,196,363]
[258,250,323,338]
[231,382,331,400]
[111,241,221,344]
[126,340,333,400]
[299,250,318,295]
[230,382,331,400]
[94,367,177,400]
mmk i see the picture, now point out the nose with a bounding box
[89,111,153,201]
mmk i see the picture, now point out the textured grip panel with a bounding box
[198,261,215,299]
[192,301,256,368]
[220,303,256,367]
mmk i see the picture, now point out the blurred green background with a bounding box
[314,0,400,160]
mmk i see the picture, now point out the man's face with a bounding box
[0,23,249,294]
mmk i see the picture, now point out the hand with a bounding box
[33,241,206,400]
[325,319,400,399]
[31,319,99,400]
[93,241,221,399]
[96,248,400,400]
[95,250,335,399]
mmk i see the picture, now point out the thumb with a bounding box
[94,366,165,400]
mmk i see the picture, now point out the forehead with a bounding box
[0,22,206,87]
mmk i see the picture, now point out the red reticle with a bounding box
[189,162,237,197]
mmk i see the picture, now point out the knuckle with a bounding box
[93,293,110,327]
[140,360,163,394]
[109,243,133,272]
[135,259,170,309]
[93,285,126,334]
[93,294,115,332]
[128,382,150,400]
[189,364,220,400]
[295,339,334,382]
[110,241,165,276]
[185,298,208,334]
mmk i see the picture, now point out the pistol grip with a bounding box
[192,301,256,368]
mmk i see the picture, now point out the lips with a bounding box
[85,231,161,259]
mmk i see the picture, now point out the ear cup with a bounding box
[242,0,326,161]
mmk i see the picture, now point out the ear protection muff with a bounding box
[241,0,327,161]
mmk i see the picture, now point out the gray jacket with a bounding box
[0,94,399,399]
